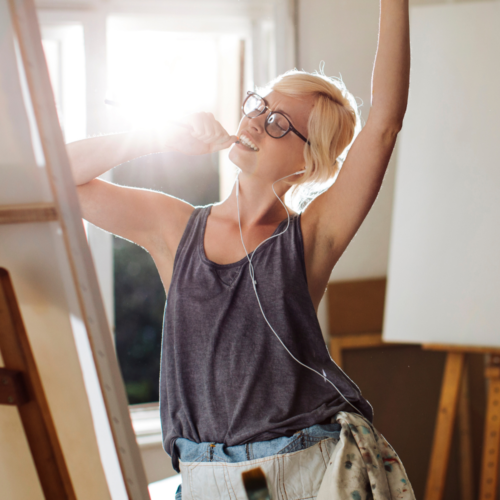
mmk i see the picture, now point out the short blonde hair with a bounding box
[264,66,362,210]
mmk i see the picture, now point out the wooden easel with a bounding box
[0,269,76,499]
[424,345,500,500]
[0,0,150,497]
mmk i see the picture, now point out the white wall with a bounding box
[298,0,390,282]
[297,0,493,284]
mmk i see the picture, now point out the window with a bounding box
[38,2,293,406]
[41,24,86,143]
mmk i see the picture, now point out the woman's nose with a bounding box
[250,113,267,134]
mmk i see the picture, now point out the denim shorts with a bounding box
[173,421,341,500]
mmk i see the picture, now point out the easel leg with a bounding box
[425,352,465,500]
[479,355,500,500]
[458,361,474,500]
[0,269,75,499]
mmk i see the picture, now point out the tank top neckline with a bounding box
[198,204,300,269]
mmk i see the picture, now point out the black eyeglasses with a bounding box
[242,91,310,145]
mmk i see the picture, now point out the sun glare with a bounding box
[107,30,219,130]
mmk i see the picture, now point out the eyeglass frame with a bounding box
[241,91,311,146]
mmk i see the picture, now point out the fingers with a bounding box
[187,112,234,147]
[194,113,214,139]
[186,112,209,140]
[212,120,230,144]
[210,135,238,153]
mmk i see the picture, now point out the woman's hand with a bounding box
[166,112,238,156]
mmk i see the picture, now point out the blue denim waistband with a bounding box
[174,421,342,465]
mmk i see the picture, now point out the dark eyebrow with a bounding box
[275,109,292,120]
[263,95,293,120]
[268,102,293,120]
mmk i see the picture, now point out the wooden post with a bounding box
[457,362,474,500]
[424,351,465,500]
[479,354,500,500]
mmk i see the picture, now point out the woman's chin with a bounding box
[228,147,254,169]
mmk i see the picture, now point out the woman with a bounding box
[69,0,413,498]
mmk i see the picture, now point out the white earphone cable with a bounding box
[235,170,363,416]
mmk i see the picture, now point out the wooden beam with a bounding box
[332,332,385,350]
[423,344,500,355]
[424,352,465,500]
[0,203,58,224]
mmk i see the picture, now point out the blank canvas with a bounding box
[383,1,500,347]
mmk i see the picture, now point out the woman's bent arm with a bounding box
[69,114,237,186]
[68,130,191,254]
[69,114,237,255]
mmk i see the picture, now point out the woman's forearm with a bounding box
[370,0,410,131]
[67,131,172,186]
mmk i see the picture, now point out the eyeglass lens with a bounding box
[265,113,289,138]
[243,94,266,118]
[243,94,290,138]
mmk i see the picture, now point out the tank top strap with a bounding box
[172,205,210,265]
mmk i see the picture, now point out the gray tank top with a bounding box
[160,205,373,471]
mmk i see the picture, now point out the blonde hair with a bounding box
[263,66,362,211]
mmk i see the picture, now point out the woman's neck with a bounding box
[217,175,296,229]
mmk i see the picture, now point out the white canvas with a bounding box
[384,1,500,347]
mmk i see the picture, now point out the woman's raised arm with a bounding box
[370,0,411,129]
[305,0,410,271]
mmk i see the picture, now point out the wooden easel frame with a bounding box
[330,332,386,369]
[0,269,76,499]
[423,345,500,500]
[1,0,150,497]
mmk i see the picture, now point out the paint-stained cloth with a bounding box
[316,411,416,500]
